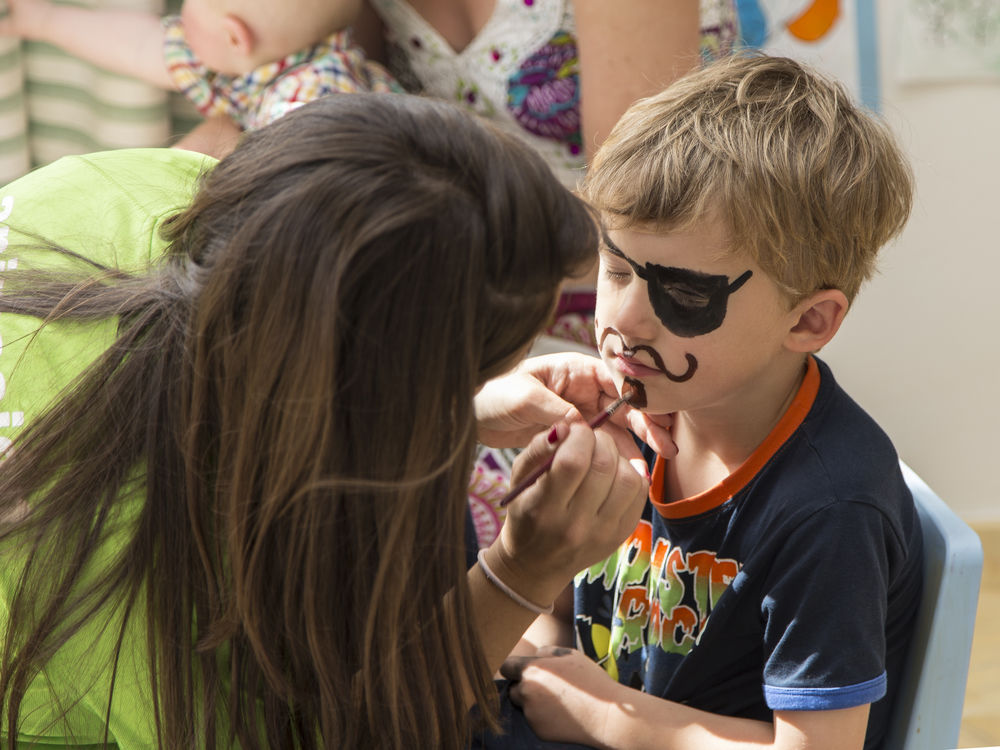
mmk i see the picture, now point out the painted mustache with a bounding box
[623,344,697,383]
[598,327,697,411]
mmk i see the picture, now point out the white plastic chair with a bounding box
[883,462,984,750]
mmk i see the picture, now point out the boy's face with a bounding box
[595,217,799,417]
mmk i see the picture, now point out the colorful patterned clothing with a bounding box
[370,0,740,189]
[162,17,402,130]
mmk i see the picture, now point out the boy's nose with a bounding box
[609,285,660,344]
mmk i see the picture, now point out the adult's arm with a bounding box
[172,114,242,159]
[468,418,649,679]
[572,0,701,155]
[352,1,388,63]
[0,0,174,89]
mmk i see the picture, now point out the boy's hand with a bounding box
[502,646,624,749]
[0,0,50,39]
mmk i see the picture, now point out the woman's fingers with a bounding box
[625,409,677,458]
[475,373,582,449]
[497,423,648,599]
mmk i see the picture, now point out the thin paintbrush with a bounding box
[498,391,634,508]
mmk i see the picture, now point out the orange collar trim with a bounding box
[650,356,820,520]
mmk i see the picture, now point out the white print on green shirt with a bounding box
[0,193,23,456]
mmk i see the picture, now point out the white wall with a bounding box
[823,2,1000,521]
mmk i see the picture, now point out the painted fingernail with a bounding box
[547,426,560,444]
[629,458,651,482]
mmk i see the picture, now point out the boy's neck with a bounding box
[664,353,810,502]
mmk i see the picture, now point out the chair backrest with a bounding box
[883,461,984,750]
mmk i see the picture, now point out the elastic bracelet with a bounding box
[477,549,554,615]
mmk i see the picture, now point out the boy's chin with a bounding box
[618,376,648,409]
[627,386,679,418]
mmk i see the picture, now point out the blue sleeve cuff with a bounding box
[764,673,886,710]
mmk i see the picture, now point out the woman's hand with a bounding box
[480,417,648,610]
[475,353,610,447]
[475,352,675,458]
[502,646,627,749]
[471,388,652,678]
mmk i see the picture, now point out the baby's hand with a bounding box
[0,0,50,38]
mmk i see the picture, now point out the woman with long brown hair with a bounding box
[0,93,652,749]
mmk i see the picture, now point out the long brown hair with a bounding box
[0,94,597,748]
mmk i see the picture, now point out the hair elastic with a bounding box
[476,549,554,615]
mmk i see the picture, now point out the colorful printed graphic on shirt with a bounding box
[506,30,583,156]
[575,519,740,678]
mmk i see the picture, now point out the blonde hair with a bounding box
[582,53,914,303]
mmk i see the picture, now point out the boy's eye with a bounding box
[604,268,632,282]
[600,256,633,282]
[662,283,710,309]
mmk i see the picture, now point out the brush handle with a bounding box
[497,393,631,507]
[498,454,555,507]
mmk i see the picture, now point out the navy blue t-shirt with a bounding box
[573,356,923,750]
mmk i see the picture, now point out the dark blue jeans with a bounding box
[469,680,597,750]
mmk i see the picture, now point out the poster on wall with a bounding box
[896,0,1000,83]
[736,0,881,109]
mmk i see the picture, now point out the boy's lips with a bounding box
[615,352,661,378]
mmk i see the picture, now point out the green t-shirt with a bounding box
[0,148,215,748]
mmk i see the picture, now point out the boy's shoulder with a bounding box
[758,356,911,524]
[799,357,898,472]
[640,356,909,525]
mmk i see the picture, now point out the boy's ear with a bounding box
[784,288,849,353]
[222,14,255,58]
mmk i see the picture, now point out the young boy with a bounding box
[0,0,400,149]
[494,54,922,750]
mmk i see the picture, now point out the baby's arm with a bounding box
[172,114,241,159]
[0,0,173,89]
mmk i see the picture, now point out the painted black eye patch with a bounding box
[605,243,752,338]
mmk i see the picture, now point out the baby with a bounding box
[0,0,400,145]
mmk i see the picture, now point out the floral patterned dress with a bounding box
[370,0,741,189]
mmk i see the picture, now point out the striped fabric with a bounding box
[0,0,196,184]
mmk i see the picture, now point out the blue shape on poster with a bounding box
[735,0,769,47]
